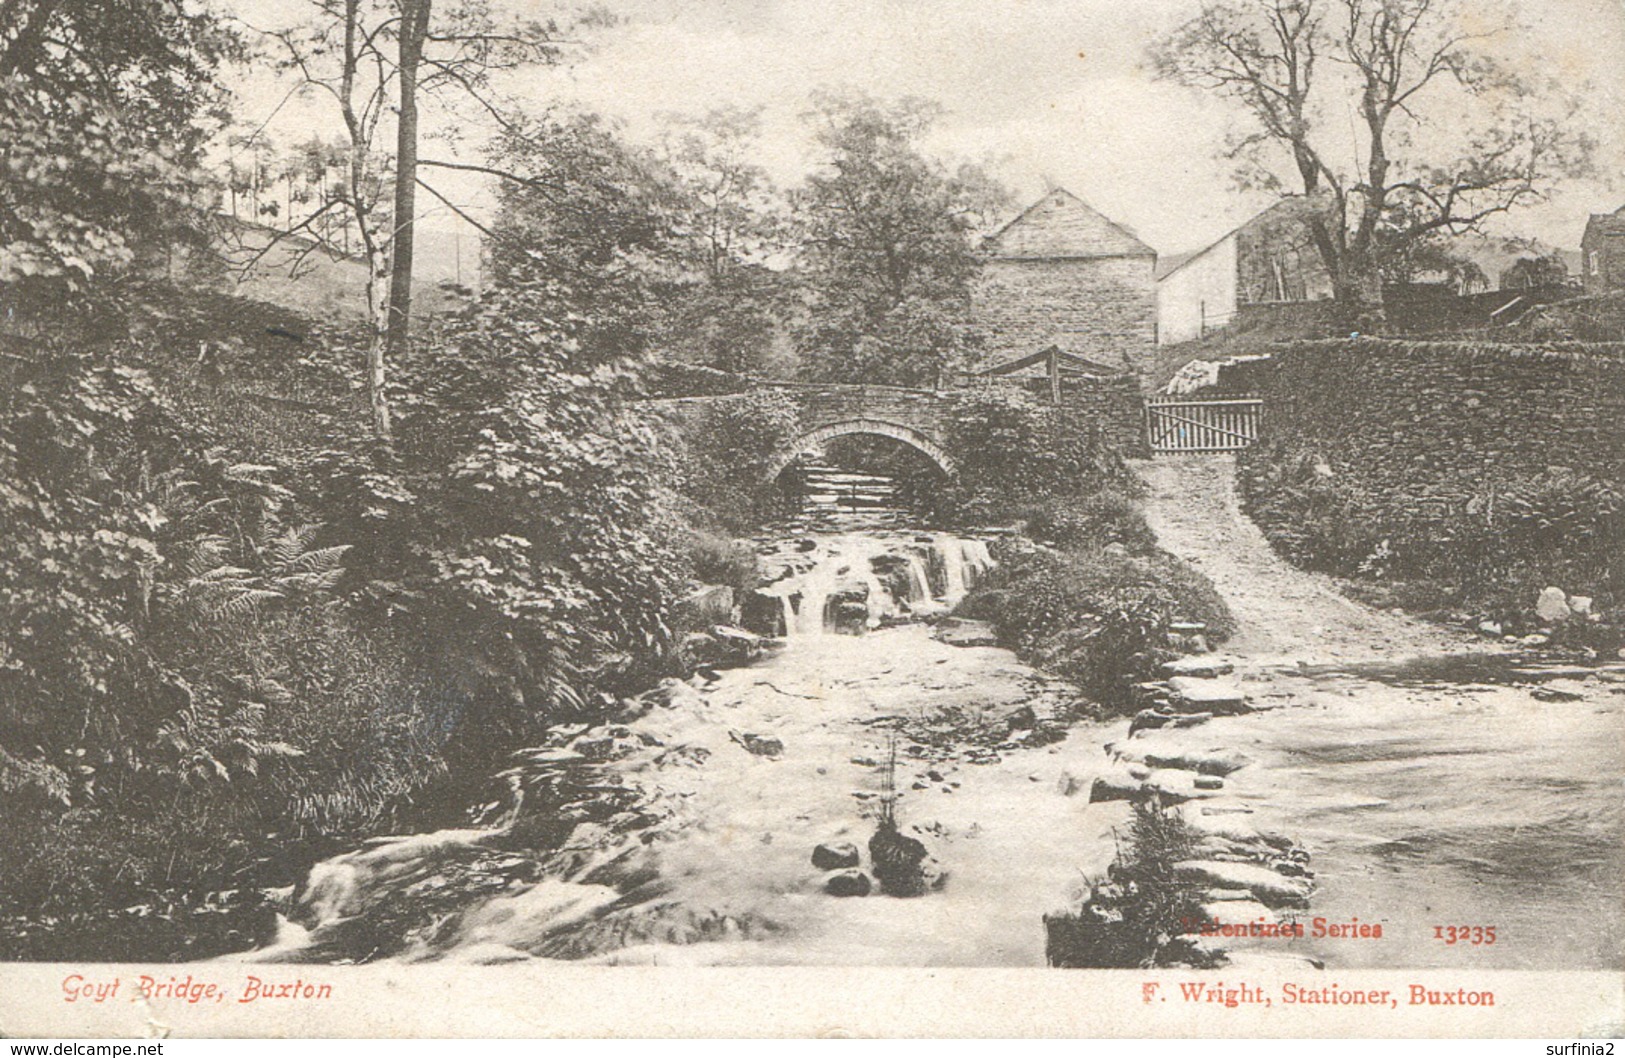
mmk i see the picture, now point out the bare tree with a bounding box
[1152,0,1592,324]
[243,0,560,440]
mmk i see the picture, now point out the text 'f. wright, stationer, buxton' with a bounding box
[1150,981,1497,1009]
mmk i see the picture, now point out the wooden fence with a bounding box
[1145,395,1263,454]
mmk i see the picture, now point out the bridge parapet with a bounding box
[653,372,1148,480]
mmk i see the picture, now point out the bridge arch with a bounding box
[763,418,957,481]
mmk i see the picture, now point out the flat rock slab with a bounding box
[932,618,1001,648]
[1159,656,1236,679]
[1168,676,1250,714]
[1110,735,1252,776]
[1174,860,1312,908]
[1087,767,1219,805]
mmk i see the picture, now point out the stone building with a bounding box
[972,188,1158,382]
[1581,205,1625,294]
[1156,196,1334,345]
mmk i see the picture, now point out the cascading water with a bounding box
[753,533,995,636]
[254,525,1017,965]
[245,517,1624,970]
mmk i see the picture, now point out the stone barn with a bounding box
[1155,195,1335,346]
[972,188,1158,384]
[1582,204,1625,294]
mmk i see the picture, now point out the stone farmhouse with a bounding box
[1154,196,1334,346]
[1581,205,1625,294]
[971,188,1158,382]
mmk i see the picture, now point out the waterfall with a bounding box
[905,556,933,608]
[759,533,994,638]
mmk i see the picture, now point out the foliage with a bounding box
[1045,802,1208,968]
[1380,235,1489,291]
[674,389,803,532]
[307,280,688,760]
[1,0,238,317]
[248,0,565,438]
[791,92,1006,385]
[1501,253,1574,291]
[0,340,450,925]
[484,111,688,363]
[685,532,761,598]
[1018,491,1159,553]
[0,77,200,315]
[1,0,237,155]
[662,268,788,376]
[659,106,785,288]
[1239,442,1625,626]
[959,546,1234,714]
[938,387,1142,522]
[641,360,753,399]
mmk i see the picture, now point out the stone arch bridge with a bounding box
[651,367,1153,480]
[757,383,960,479]
[657,382,962,481]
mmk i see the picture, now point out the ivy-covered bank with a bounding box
[0,274,728,959]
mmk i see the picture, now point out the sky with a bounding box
[233,0,1625,257]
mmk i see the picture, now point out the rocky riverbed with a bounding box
[238,457,1624,969]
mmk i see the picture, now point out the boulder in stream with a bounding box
[812,842,861,870]
[869,823,940,897]
[730,731,784,758]
[1535,586,1570,623]
[680,585,735,627]
[824,869,873,897]
[933,618,1001,648]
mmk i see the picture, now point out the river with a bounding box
[250,464,1625,970]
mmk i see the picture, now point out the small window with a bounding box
[1592,251,1601,275]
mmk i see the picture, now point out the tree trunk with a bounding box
[385,0,432,372]
[1332,251,1386,333]
[366,246,393,440]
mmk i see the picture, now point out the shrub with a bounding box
[936,387,1141,525]
[675,389,802,531]
[685,531,760,596]
[1018,491,1158,553]
[1240,439,1625,625]
[958,547,1234,714]
[1045,802,1209,968]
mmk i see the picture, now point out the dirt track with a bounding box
[1135,455,1480,667]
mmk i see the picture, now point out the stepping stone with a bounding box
[1159,656,1235,679]
[1167,676,1250,714]
[1109,735,1251,776]
[1173,861,1312,908]
[932,618,1000,648]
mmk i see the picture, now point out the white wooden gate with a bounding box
[1145,395,1263,454]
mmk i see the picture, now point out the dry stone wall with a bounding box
[1251,340,1625,504]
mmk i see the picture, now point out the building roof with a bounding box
[1154,250,1201,281]
[977,345,1127,379]
[1156,195,1331,283]
[1584,206,1625,241]
[983,188,1155,260]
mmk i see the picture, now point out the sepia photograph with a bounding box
[0,0,1621,1040]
